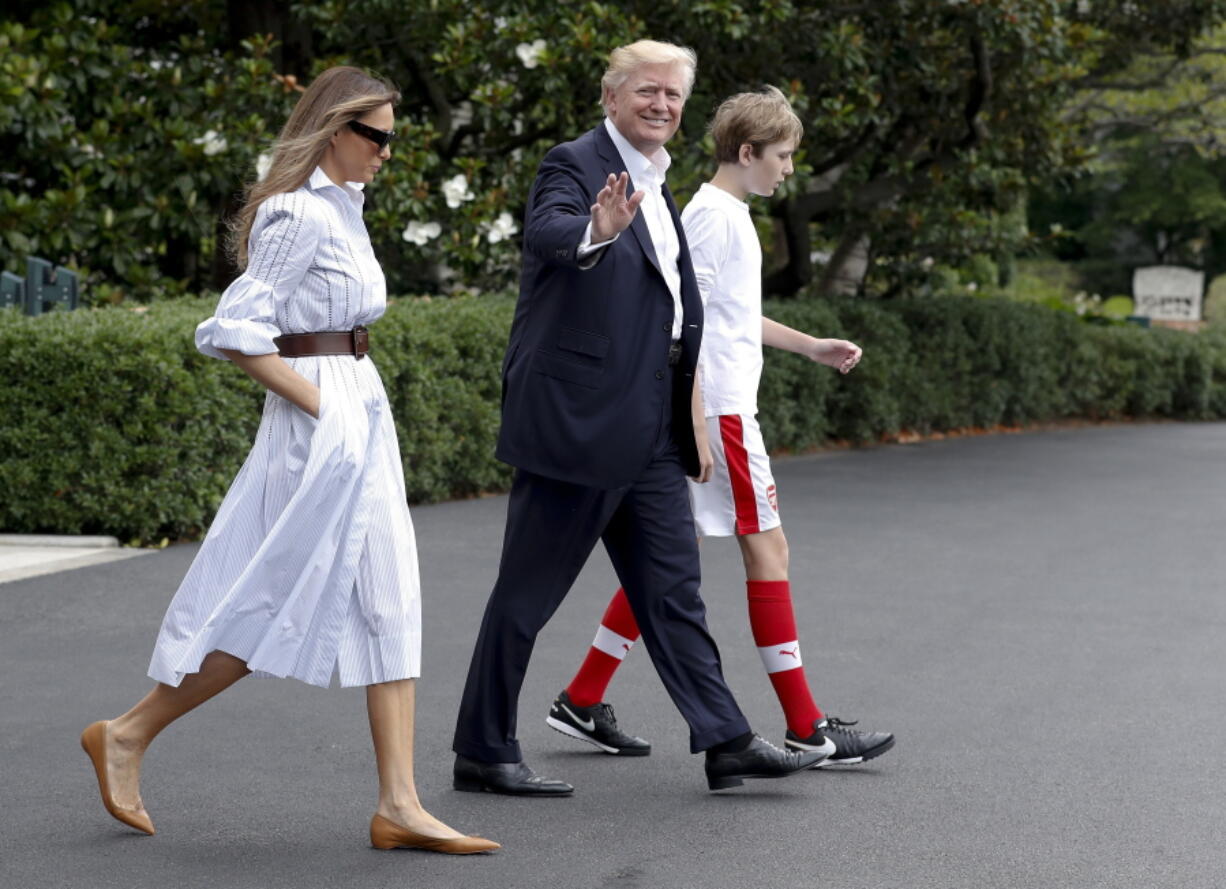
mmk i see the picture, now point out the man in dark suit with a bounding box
[452,39,823,794]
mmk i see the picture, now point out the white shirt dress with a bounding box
[147,167,421,689]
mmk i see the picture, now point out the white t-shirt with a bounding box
[681,182,762,417]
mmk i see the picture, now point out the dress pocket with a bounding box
[312,381,325,423]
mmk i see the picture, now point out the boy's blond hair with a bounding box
[710,85,803,164]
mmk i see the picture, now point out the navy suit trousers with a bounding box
[453,387,750,762]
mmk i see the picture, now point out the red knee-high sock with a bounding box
[747,579,823,736]
[565,588,642,707]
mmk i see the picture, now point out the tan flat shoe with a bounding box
[369,813,499,854]
[81,721,155,836]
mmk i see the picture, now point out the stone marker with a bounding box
[1132,266,1204,321]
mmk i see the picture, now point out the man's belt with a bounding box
[275,326,369,360]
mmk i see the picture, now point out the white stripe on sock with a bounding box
[593,624,637,660]
[758,640,803,674]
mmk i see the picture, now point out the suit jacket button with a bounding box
[655,370,664,380]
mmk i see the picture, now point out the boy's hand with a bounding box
[810,338,862,374]
[689,416,715,484]
[591,172,645,242]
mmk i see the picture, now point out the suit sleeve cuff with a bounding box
[576,221,618,268]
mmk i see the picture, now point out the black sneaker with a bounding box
[546,690,651,756]
[786,716,894,766]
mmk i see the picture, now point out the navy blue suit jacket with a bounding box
[496,124,704,488]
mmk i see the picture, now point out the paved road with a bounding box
[2,423,1224,889]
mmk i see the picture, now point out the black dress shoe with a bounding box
[453,755,574,796]
[704,734,825,791]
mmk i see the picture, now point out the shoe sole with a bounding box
[452,777,574,796]
[545,716,651,756]
[788,735,896,767]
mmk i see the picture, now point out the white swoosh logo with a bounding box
[561,703,596,732]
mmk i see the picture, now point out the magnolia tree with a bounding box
[4,0,1226,300]
[311,0,1226,297]
[1,6,298,299]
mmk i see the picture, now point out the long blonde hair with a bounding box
[229,66,399,268]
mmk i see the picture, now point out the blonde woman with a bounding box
[80,66,497,855]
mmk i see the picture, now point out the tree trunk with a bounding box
[818,229,872,297]
[161,235,198,285]
[225,0,312,75]
[763,163,852,297]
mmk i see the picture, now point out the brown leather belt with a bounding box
[275,326,369,360]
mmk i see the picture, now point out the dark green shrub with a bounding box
[372,296,516,503]
[0,295,515,542]
[0,298,263,541]
[4,293,1226,541]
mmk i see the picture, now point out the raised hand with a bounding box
[810,338,862,374]
[590,172,645,242]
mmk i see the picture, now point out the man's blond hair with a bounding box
[600,39,698,105]
[710,85,803,164]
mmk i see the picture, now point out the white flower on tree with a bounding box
[402,221,442,245]
[442,174,475,209]
[516,39,547,69]
[194,130,227,156]
[256,152,273,182]
[484,211,519,244]
[920,256,935,270]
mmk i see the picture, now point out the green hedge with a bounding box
[0,295,514,543]
[3,294,1225,542]
[760,297,1226,448]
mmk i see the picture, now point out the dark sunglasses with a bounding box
[347,120,395,150]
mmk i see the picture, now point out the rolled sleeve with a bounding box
[195,277,282,359]
[196,192,322,361]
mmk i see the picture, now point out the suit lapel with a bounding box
[628,200,663,279]
[666,183,702,352]
[593,123,664,279]
[665,183,693,297]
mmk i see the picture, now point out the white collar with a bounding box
[697,181,749,212]
[603,118,670,188]
[308,166,366,207]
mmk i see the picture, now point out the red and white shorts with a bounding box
[688,414,780,538]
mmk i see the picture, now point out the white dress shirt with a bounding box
[578,118,684,340]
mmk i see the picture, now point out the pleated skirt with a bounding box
[148,355,421,688]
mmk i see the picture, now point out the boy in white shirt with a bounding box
[547,86,895,766]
